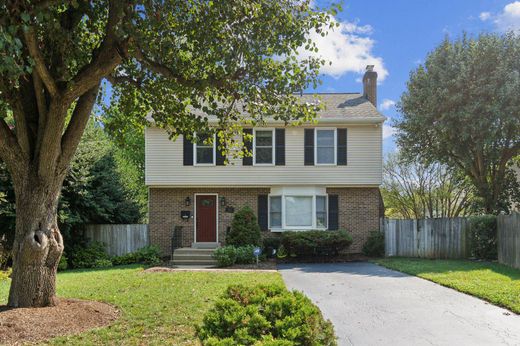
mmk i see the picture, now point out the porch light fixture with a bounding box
[184,197,191,206]
[220,197,226,207]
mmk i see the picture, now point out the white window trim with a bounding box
[253,128,275,166]
[193,133,216,166]
[314,128,337,166]
[268,193,328,231]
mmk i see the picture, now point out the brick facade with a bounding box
[149,187,381,256]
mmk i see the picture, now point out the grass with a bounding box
[373,258,520,314]
[0,266,283,345]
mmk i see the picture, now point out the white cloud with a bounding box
[379,99,396,111]
[298,17,388,81]
[496,1,520,31]
[479,2,520,31]
[479,12,491,21]
[383,124,396,140]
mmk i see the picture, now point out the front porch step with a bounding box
[171,247,217,266]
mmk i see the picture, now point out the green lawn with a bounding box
[0,266,283,345]
[373,258,520,314]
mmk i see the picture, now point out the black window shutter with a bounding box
[216,140,226,166]
[183,136,193,166]
[328,195,339,230]
[337,129,347,165]
[258,195,268,231]
[275,128,285,166]
[243,129,253,166]
[304,128,314,165]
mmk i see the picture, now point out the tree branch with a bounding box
[0,118,24,172]
[64,0,128,101]
[58,85,99,173]
[23,28,59,97]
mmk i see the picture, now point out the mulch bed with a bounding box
[0,298,119,345]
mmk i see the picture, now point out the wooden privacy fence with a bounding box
[382,217,469,259]
[497,213,520,269]
[84,224,149,256]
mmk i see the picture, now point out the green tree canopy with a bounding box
[0,0,337,307]
[396,32,520,213]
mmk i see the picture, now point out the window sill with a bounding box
[269,228,328,233]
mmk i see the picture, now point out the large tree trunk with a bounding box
[7,172,64,308]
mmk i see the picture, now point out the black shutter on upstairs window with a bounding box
[258,195,268,231]
[275,128,285,166]
[243,129,253,166]
[216,140,226,166]
[337,129,347,165]
[328,195,339,230]
[183,136,193,166]
[304,129,314,165]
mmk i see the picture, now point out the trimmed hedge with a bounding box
[362,231,385,257]
[280,230,352,257]
[468,215,497,260]
[198,284,337,345]
[213,245,257,267]
[112,245,161,266]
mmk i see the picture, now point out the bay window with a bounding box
[269,193,328,230]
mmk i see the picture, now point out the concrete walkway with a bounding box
[278,262,520,346]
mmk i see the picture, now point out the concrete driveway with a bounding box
[278,262,520,346]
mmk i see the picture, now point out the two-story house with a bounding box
[145,66,385,258]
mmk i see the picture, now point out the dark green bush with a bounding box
[362,231,385,257]
[213,246,237,267]
[280,230,352,257]
[69,241,111,268]
[198,284,336,346]
[213,245,259,267]
[263,236,281,258]
[112,245,162,266]
[468,215,497,260]
[226,207,262,247]
[58,254,69,271]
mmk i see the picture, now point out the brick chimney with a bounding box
[363,65,377,106]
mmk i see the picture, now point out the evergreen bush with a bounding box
[226,207,262,247]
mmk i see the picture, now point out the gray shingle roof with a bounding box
[300,93,385,121]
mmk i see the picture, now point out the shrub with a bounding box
[69,241,111,269]
[213,245,259,267]
[93,259,113,268]
[468,215,497,260]
[263,237,281,258]
[112,245,162,266]
[58,254,69,271]
[226,207,262,247]
[0,268,11,282]
[362,231,385,257]
[280,230,352,257]
[235,245,256,264]
[198,284,336,345]
[213,246,237,267]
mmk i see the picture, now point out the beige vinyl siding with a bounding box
[145,125,382,187]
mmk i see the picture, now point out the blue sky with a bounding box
[306,0,520,154]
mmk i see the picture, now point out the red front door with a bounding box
[196,195,217,242]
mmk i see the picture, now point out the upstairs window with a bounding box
[315,129,336,165]
[254,129,274,165]
[194,134,215,165]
